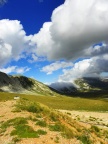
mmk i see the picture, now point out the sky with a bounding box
[0,0,108,84]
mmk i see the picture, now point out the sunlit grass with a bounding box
[0,92,108,111]
[0,98,108,143]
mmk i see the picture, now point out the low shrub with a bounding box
[49,123,63,132]
[78,135,92,144]
[36,129,47,135]
[91,125,100,133]
[11,124,39,138]
[36,120,47,127]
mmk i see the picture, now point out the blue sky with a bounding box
[0,0,108,84]
[0,0,64,34]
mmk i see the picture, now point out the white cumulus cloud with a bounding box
[58,55,108,82]
[0,39,12,66]
[0,19,32,67]
[41,61,73,74]
[31,0,108,82]
[85,43,108,57]
[0,66,30,74]
[32,0,108,60]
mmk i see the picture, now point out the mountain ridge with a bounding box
[0,71,108,97]
[0,71,57,96]
[50,77,108,97]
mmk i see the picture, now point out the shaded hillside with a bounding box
[50,82,77,94]
[50,77,108,97]
[0,72,58,96]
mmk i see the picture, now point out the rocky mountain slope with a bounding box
[74,77,108,92]
[0,71,57,96]
[50,77,108,96]
[0,71,108,97]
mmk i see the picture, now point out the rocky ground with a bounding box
[59,110,108,129]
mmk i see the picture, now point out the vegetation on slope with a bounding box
[0,92,108,111]
[0,99,108,144]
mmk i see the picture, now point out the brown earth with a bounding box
[0,100,108,144]
[0,100,79,144]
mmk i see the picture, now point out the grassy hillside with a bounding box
[0,99,108,144]
[0,92,108,111]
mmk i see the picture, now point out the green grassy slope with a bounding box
[0,92,108,111]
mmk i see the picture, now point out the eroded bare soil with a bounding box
[0,100,108,144]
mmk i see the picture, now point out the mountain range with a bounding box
[50,77,108,97]
[0,71,108,97]
[0,71,57,96]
